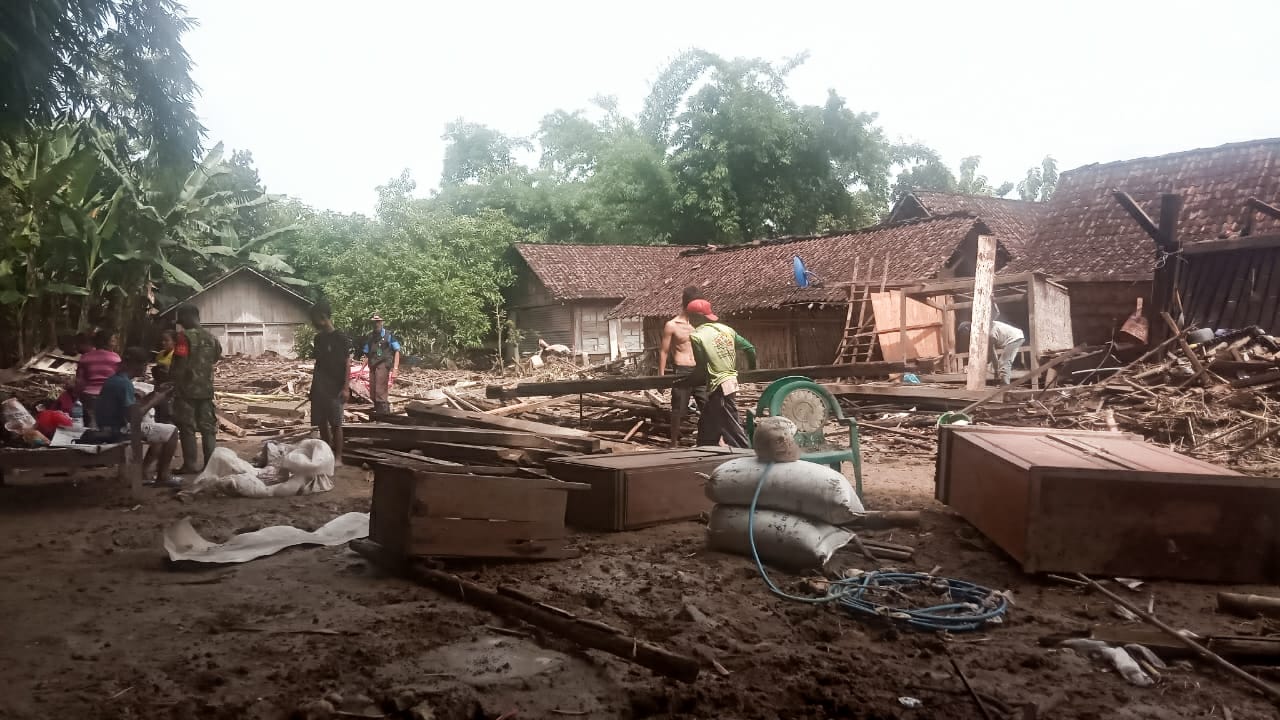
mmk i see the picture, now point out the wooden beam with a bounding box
[486,396,571,417]
[966,234,997,391]
[1242,197,1280,237]
[1113,190,1161,243]
[350,539,700,682]
[1182,233,1280,256]
[484,362,913,399]
[344,423,598,452]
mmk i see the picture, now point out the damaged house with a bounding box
[509,138,1280,368]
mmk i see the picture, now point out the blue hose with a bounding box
[745,463,1008,632]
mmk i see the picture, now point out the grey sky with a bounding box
[183,0,1280,216]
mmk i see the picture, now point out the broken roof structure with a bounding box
[889,191,1045,252]
[1009,138,1280,280]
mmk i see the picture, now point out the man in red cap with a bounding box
[684,299,756,447]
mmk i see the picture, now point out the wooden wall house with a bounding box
[508,244,683,362]
[160,266,311,357]
[614,213,1013,369]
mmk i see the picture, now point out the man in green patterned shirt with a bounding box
[685,299,756,448]
[171,304,222,473]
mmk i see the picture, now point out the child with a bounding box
[309,302,350,464]
[95,347,180,487]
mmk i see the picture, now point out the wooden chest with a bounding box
[370,464,588,559]
[546,447,753,531]
[936,425,1280,583]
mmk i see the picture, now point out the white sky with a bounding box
[183,0,1280,215]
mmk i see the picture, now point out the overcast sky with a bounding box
[183,0,1280,215]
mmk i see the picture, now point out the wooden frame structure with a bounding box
[1178,232,1280,333]
[896,272,1074,385]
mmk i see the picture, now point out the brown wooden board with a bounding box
[935,425,1279,583]
[371,464,582,560]
[547,447,752,531]
[405,402,593,440]
[345,423,594,452]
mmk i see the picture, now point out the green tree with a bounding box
[1,0,203,165]
[1017,155,1059,202]
[955,156,1014,197]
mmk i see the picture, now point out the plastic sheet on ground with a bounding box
[163,512,369,564]
[185,439,335,498]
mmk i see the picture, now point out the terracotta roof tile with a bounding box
[1008,138,1280,279]
[512,243,685,301]
[610,214,990,318]
[909,191,1045,251]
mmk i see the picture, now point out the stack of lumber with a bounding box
[978,323,1280,469]
[344,401,612,472]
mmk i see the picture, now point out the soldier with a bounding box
[361,313,400,415]
[170,304,222,473]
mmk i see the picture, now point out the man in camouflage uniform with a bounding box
[171,304,222,473]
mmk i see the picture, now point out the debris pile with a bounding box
[982,326,1280,468]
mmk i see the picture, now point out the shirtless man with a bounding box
[659,286,707,446]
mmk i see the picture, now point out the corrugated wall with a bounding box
[513,305,573,355]
[1181,246,1280,333]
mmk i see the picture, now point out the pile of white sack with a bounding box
[183,438,336,498]
[705,417,864,570]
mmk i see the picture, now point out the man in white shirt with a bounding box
[959,319,1025,385]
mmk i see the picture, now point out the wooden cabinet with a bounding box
[936,425,1280,583]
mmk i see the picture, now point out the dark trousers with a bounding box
[370,363,391,414]
[697,387,749,448]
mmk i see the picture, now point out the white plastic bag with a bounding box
[188,440,334,498]
[706,457,863,524]
[706,505,853,570]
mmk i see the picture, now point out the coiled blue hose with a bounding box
[746,463,1009,632]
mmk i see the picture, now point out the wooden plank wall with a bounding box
[1181,247,1280,333]
[1031,280,1074,352]
[870,291,943,361]
[1061,280,1153,346]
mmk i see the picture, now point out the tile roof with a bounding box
[610,214,992,318]
[512,243,686,301]
[905,191,1045,251]
[1008,138,1280,280]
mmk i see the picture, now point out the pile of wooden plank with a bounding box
[976,320,1280,468]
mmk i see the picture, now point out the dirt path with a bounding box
[0,444,1275,719]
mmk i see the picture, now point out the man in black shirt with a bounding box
[309,302,350,464]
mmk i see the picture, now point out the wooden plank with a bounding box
[1181,232,1280,255]
[870,291,943,362]
[967,234,997,390]
[1220,250,1253,330]
[408,517,571,559]
[484,362,912,399]
[246,404,303,418]
[486,396,571,417]
[409,472,583,523]
[345,423,589,451]
[355,437,529,465]
[405,402,593,440]
[1259,250,1280,332]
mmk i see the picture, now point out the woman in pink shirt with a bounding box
[75,329,121,427]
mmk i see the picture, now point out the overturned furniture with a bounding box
[370,463,589,559]
[546,447,751,531]
[936,425,1280,583]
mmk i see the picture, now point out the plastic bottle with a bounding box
[71,401,84,431]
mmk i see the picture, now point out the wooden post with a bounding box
[966,235,997,391]
[1026,277,1041,390]
[897,289,908,363]
[1149,193,1183,344]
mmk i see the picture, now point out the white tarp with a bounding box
[163,512,369,564]
[183,439,335,498]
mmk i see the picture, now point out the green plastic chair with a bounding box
[745,375,864,498]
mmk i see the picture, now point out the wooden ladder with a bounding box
[833,257,883,364]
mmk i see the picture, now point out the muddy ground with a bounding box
[0,441,1276,720]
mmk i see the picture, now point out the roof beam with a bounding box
[1112,191,1161,244]
[1240,197,1280,237]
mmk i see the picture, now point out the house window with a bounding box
[579,306,611,354]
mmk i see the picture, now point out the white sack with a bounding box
[187,439,335,498]
[706,505,853,570]
[163,512,368,564]
[706,457,863,524]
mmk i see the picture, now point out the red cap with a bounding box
[686,299,718,321]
